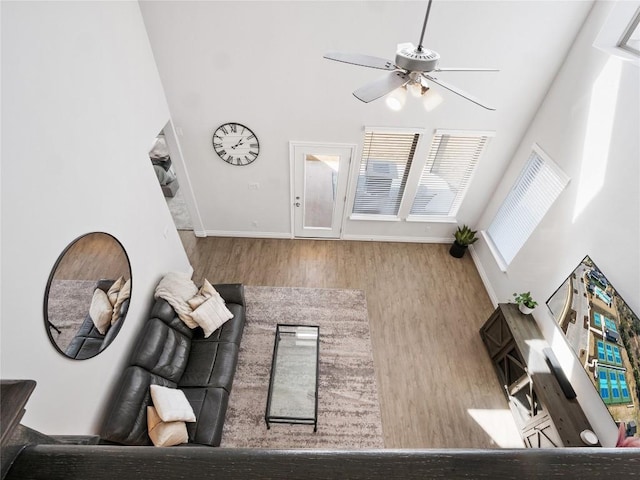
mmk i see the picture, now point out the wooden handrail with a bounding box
[0,380,36,448]
[6,445,640,479]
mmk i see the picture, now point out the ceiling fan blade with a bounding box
[353,72,409,103]
[435,67,499,72]
[324,52,397,71]
[424,74,495,111]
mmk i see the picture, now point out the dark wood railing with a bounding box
[6,445,640,480]
[4,380,640,479]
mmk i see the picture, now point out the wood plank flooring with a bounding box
[179,233,521,448]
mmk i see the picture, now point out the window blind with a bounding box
[352,131,419,216]
[410,132,490,217]
[486,147,569,266]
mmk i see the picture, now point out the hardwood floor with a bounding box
[179,232,522,448]
[52,232,130,280]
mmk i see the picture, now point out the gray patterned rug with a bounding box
[47,279,96,352]
[221,286,384,448]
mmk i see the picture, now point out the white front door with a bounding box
[291,143,354,238]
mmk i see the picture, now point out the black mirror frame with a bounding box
[43,232,132,360]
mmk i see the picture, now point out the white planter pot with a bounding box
[519,304,535,315]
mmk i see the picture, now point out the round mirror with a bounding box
[44,232,132,360]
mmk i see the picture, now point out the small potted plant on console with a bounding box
[513,292,538,314]
[449,225,478,258]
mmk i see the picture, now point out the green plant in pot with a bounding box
[449,225,478,258]
[513,292,538,314]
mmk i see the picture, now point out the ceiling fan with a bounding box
[324,0,497,110]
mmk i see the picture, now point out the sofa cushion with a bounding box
[89,288,113,335]
[147,406,188,447]
[100,299,129,352]
[213,284,246,306]
[189,295,234,338]
[100,366,176,446]
[65,336,103,360]
[150,385,196,423]
[204,304,245,345]
[178,341,238,392]
[130,318,191,383]
[149,299,194,338]
[111,278,131,325]
[182,387,229,447]
[74,315,105,339]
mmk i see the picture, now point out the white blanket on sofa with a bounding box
[154,272,199,328]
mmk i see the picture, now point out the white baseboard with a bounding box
[195,230,450,243]
[342,234,450,243]
[199,230,293,239]
[469,244,499,307]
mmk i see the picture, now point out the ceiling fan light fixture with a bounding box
[408,81,423,98]
[385,86,407,111]
[423,87,443,112]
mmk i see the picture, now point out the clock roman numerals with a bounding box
[212,123,259,166]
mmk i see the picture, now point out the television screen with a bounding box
[546,255,639,439]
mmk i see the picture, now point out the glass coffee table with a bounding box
[265,324,319,432]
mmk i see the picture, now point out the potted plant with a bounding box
[513,292,538,314]
[449,225,478,258]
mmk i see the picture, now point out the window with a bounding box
[619,8,640,57]
[485,145,569,269]
[409,131,492,218]
[593,3,640,64]
[352,129,420,217]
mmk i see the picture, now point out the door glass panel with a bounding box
[304,154,340,229]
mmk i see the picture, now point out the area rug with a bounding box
[221,286,384,449]
[46,279,96,351]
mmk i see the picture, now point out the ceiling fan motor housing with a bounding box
[395,43,440,72]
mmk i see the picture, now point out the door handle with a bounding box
[295,202,301,207]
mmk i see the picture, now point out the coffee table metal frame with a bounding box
[265,323,319,432]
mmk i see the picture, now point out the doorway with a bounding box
[149,121,201,232]
[291,143,355,238]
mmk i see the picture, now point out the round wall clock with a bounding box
[212,122,260,166]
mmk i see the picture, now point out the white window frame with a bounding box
[406,130,494,222]
[594,3,640,66]
[618,7,640,57]
[483,144,570,272]
[348,126,427,221]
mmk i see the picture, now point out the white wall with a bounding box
[473,0,640,446]
[139,1,593,240]
[1,1,191,435]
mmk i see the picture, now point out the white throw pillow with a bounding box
[111,278,131,325]
[149,385,196,423]
[187,294,208,310]
[189,294,234,338]
[199,279,217,298]
[107,276,124,305]
[147,406,188,447]
[89,289,113,335]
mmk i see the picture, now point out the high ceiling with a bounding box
[140,1,595,235]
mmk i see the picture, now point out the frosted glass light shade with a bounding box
[385,87,407,111]
[423,88,443,111]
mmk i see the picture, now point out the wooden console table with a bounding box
[480,304,597,447]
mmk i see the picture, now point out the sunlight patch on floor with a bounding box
[467,408,523,447]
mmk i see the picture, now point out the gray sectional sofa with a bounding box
[99,283,245,447]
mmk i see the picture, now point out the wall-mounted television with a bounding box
[546,255,639,439]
